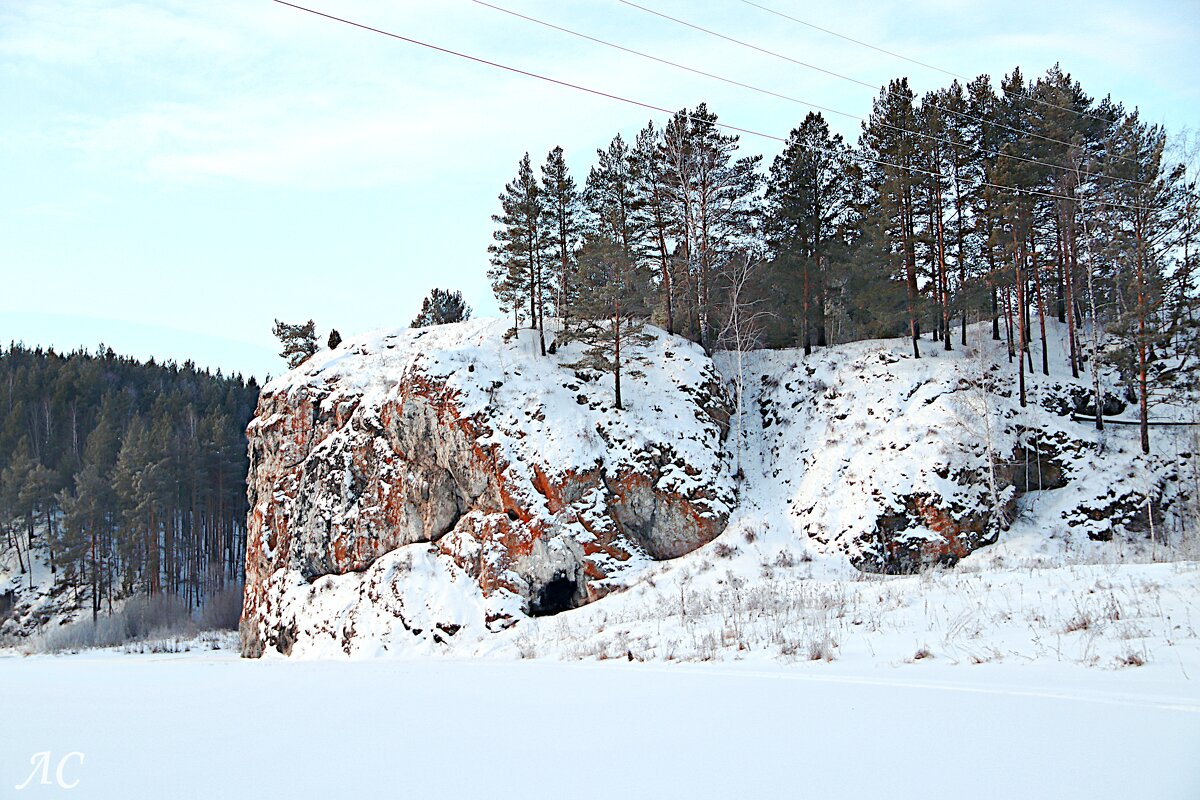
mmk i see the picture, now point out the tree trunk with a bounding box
[655,225,675,336]
[1003,286,1014,363]
[1016,246,1027,409]
[559,212,571,336]
[613,302,623,411]
[9,523,26,575]
[801,258,811,356]
[1136,224,1150,455]
[903,185,920,359]
[936,177,951,351]
[1054,214,1067,323]
[535,244,546,357]
[988,231,1001,341]
[1031,228,1049,376]
[1064,202,1080,379]
[1083,219,1104,432]
[956,189,967,346]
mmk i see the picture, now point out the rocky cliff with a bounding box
[240,318,1191,658]
[240,320,734,657]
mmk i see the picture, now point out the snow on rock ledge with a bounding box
[240,320,734,657]
[735,322,1188,574]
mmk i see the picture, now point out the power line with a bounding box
[268,1,785,141]
[738,0,959,81]
[736,0,1117,128]
[616,0,876,90]
[268,1,925,174]
[271,1,1152,212]
[618,0,1145,170]
[471,0,1151,190]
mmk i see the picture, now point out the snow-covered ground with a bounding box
[4,556,1198,797]
[1,646,1197,799]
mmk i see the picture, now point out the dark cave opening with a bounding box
[529,574,576,617]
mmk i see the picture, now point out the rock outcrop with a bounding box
[241,318,1189,657]
[240,321,734,657]
[737,331,1185,574]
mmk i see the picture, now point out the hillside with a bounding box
[0,344,257,640]
[238,317,1198,663]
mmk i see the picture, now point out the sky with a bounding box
[2,0,1198,381]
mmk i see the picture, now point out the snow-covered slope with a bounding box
[238,317,1197,661]
[0,523,66,638]
[727,321,1192,572]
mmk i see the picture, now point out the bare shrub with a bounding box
[1063,613,1092,633]
[1118,650,1146,667]
[28,594,197,654]
[808,634,836,662]
[198,585,244,631]
[713,542,738,559]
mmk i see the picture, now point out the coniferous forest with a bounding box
[487,65,1199,452]
[0,344,259,621]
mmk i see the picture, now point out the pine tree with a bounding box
[936,80,983,347]
[1100,110,1180,454]
[764,112,852,354]
[859,79,922,358]
[585,134,642,257]
[1032,65,1109,378]
[410,289,473,327]
[271,319,318,369]
[571,235,654,410]
[966,74,1006,344]
[540,146,583,334]
[630,121,680,335]
[659,104,762,352]
[1,446,33,576]
[915,92,954,351]
[19,462,54,580]
[63,463,111,620]
[489,153,547,353]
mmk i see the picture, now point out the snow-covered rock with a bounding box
[240,319,734,656]
[730,321,1191,573]
[238,317,1195,658]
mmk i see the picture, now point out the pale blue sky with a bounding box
[2,0,1197,380]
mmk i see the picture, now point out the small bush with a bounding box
[713,542,738,559]
[808,635,836,662]
[32,594,196,654]
[1064,613,1091,633]
[26,590,242,654]
[1118,650,1146,667]
[198,585,245,631]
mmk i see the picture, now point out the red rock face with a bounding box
[240,349,732,657]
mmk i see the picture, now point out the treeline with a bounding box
[487,65,1199,448]
[0,344,259,620]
